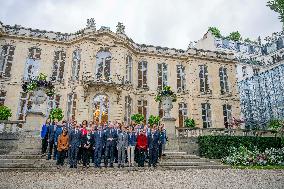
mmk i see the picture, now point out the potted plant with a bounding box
[0,105,12,121]
[155,86,177,118]
[184,118,196,128]
[148,115,160,126]
[49,108,64,121]
[131,114,145,124]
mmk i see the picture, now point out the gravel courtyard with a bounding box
[0,169,283,189]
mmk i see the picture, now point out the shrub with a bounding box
[208,27,222,38]
[148,115,160,126]
[184,118,196,128]
[49,108,64,121]
[0,106,12,120]
[222,145,284,166]
[198,135,283,159]
[131,114,144,124]
[227,31,242,41]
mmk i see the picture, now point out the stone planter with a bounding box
[161,96,174,119]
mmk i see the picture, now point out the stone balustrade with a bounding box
[0,120,24,134]
[176,127,278,138]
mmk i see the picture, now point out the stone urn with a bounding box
[161,96,174,119]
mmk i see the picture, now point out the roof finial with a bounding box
[116,22,125,34]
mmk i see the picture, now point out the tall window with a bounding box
[138,61,147,88]
[0,91,6,106]
[138,100,147,124]
[47,95,60,116]
[71,49,81,81]
[95,50,111,81]
[24,47,41,80]
[219,67,230,94]
[223,104,232,128]
[67,93,77,120]
[178,103,188,127]
[125,55,132,84]
[177,64,186,92]
[17,92,32,120]
[199,65,210,94]
[124,96,132,124]
[157,63,168,90]
[51,51,66,82]
[242,66,247,77]
[201,103,212,128]
[0,45,15,77]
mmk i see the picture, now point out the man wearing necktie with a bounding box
[104,123,118,168]
[93,126,105,168]
[69,124,82,168]
[148,127,160,167]
[117,126,128,168]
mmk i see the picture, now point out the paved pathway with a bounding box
[0,169,283,189]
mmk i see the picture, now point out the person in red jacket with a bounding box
[136,129,148,167]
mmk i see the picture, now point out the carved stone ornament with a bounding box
[161,96,174,119]
[86,18,96,28]
[116,22,125,34]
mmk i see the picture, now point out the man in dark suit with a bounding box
[148,127,160,167]
[69,123,82,168]
[47,119,59,160]
[104,123,118,168]
[92,125,105,168]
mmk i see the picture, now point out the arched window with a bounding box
[95,50,111,81]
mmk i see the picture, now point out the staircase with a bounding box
[0,153,54,171]
[159,151,229,170]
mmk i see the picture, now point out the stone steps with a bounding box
[159,161,221,166]
[159,150,228,170]
[159,165,230,170]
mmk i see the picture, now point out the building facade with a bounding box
[0,19,240,128]
[196,30,284,128]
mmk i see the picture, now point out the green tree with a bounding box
[208,27,222,38]
[227,31,242,41]
[267,0,284,30]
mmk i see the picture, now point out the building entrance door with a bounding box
[93,94,109,124]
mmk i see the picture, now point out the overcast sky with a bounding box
[0,0,281,49]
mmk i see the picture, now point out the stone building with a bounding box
[196,30,284,128]
[0,19,240,128]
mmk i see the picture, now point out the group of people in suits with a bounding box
[41,118,167,168]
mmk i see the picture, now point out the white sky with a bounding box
[0,0,281,49]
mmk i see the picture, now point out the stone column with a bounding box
[15,110,45,154]
[162,117,178,151]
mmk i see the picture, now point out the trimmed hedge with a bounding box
[198,136,284,159]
